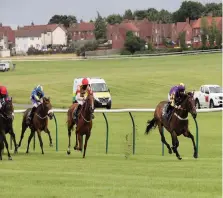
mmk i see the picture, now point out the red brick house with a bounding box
[0,24,15,46]
[107,21,140,49]
[175,18,193,45]
[68,22,95,41]
[192,16,222,45]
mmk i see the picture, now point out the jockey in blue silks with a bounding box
[27,85,44,125]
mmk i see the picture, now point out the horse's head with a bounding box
[42,96,54,120]
[181,92,197,119]
[83,92,95,115]
[1,97,14,120]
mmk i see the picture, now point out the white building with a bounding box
[0,32,9,50]
[15,24,67,53]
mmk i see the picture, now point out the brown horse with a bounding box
[67,92,94,158]
[145,92,197,160]
[18,97,54,154]
[0,97,14,160]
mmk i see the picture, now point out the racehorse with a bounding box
[0,97,14,160]
[67,92,94,158]
[145,92,197,160]
[18,97,54,154]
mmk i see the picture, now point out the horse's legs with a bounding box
[18,121,28,147]
[158,124,172,154]
[77,133,83,152]
[183,129,197,158]
[37,130,44,154]
[74,128,78,150]
[67,125,73,155]
[83,133,90,158]
[2,131,12,160]
[171,131,182,160]
[26,129,35,153]
[44,128,53,147]
[9,128,18,154]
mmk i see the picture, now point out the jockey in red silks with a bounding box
[73,78,94,122]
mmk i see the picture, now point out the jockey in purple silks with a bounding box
[166,83,186,118]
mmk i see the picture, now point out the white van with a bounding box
[72,77,112,109]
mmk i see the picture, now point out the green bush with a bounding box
[120,49,132,55]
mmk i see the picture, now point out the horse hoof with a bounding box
[26,151,29,154]
[74,146,77,150]
[42,152,44,155]
[8,157,12,160]
[49,144,53,147]
[67,150,71,155]
[14,150,18,154]
[177,157,182,160]
[168,150,172,154]
[194,153,198,158]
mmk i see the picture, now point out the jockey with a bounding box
[166,83,186,117]
[27,85,44,125]
[0,85,9,109]
[73,78,94,122]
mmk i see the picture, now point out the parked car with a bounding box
[193,84,223,108]
[0,62,10,72]
[72,77,112,109]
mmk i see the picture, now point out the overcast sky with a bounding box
[0,0,222,29]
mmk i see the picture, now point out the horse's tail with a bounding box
[145,118,157,135]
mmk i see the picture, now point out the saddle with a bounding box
[162,103,174,122]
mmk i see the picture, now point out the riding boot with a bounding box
[73,104,81,121]
[27,107,36,125]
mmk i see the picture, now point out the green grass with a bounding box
[2,53,222,108]
[0,53,222,198]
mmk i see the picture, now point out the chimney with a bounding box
[186,17,189,24]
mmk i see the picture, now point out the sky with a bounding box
[0,0,222,29]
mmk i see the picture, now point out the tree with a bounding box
[48,15,77,28]
[172,1,205,22]
[106,14,123,25]
[200,17,209,48]
[124,31,145,54]
[204,3,222,17]
[179,31,186,49]
[158,9,173,23]
[208,18,218,47]
[94,12,107,40]
[123,9,133,20]
[216,30,222,48]
[146,8,159,21]
[133,10,147,20]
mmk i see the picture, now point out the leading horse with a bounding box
[0,97,14,160]
[18,97,54,154]
[67,92,94,158]
[145,92,197,160]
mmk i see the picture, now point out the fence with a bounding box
[12,107,222,156]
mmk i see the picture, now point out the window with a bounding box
[200,86,204,93]
[209,86,222,93]
[30,37,34,40]
[204,87,209,94]
[91,83,109,92]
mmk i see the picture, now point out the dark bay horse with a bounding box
[0,97,14,160]
[18,97,54,154]
[67,92,94,158]
[145,92,197,160]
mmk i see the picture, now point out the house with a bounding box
[175,18,193,45]
[192,16,222,44]
[15,24,67,53]
[0,32,9,50]
[68,22,95,41]
[107,21,140,49]
[0,24,15,47]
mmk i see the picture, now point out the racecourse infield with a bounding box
[0,53,222,198]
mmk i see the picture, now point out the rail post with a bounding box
[53,114,58,152]
[193,118,199,157]
[129,112,135,155]
[102,113,109,154]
